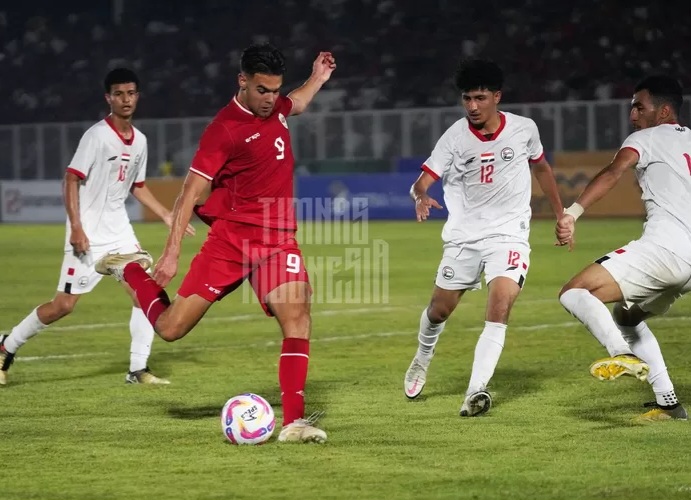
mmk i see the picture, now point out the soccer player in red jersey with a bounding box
[96,43,336,443]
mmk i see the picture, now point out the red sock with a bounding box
[279,338,310,426]
[123,262,170,327]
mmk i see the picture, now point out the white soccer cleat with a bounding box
[404,355,432,399]
[278,412,327,444]
[460,390,492,417]
[94,251,153,281]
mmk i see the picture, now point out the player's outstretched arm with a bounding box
[153,173,210,287]
[531,157,564,219]
[130,184,195,237]
[288,52,336,116]
[410,171,443,222]
[63,171,89,255]
[556,147,639,247]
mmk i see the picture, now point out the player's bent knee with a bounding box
[613,303,643,327]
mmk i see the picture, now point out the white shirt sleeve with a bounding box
[67,129,98,179]
[526,119,545,162]
[422,126,457,180]
[620,130,650,168]
[134,142,147,186]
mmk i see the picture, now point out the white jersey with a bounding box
[621,123,691,263]
[423,111,544,244]
[65,117,147,250]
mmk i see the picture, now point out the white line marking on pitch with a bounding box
[16,314,691,363]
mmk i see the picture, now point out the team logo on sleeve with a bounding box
[500,148,514,161]
[278,113,289,129]
[481,153,495,164]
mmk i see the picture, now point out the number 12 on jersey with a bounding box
[481,164,494,183]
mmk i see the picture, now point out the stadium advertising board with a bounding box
[0,180,143,223]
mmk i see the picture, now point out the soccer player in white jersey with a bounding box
[404,60,564,416]
[557,75,690,421]
[0,68,194,386]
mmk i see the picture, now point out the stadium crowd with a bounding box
[0,0,688,124]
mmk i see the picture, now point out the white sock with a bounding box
[129,307,154,372]
[559,289,632,356]
[617,321,678,407]
[3,308,47,354]
[416,307,446,360]
[466,321,506,395]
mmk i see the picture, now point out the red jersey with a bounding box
[190,95,296,230]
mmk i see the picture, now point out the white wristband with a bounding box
[563,202,585,220]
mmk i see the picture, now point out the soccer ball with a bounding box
[221,393,276,445]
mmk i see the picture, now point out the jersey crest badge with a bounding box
[278,113,289,129]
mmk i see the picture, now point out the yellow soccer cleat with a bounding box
[125,367,170,385]
[635,402,688,422]
[589,354,649,381]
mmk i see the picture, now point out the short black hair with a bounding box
[241,43,286,76]
[104,68,139,93]
[634,74,683,115]
[454,59,503,93]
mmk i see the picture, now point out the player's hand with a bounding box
[70,225,90,255]
[415,194,443,222]
[555,214,576,251]
[163,213,195,237]
[153,250,178,287]
[311,52,336,83]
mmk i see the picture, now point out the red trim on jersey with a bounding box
[620,146,640,159]
[67,267,75,276]
[522,262,528,270]
[105,116,135,146]
[132,181,145,188]
[529,152,545,164]
[66,167,86,180]
[232,95,255,116]
[421,164,440,180]
[467,112,506,142]
[614,249,626,254]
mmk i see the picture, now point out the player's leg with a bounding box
[404,286,465,399]
[121,281,170,384]
[96,252,217,341]
[460,240,528,417]
[613,299,687,421]
[0,251,95,385]
[251,245,326,443]
[559,261,645,380]
[405,244,481,399]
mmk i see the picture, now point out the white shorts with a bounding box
[435,236,531,291]
[57,236,142,295]
[597,238,691,315]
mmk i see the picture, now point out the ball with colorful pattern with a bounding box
[221,393,276,445]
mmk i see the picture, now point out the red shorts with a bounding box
[177,219,310,316]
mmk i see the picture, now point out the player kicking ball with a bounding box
[96,43,336,443]
[557,75,689,422]
[0,69,194,386]
[404,60,564,416]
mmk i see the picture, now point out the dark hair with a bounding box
[634,75,683,115]
[104,68,139,93]
[454,59,503,93]
[241,43,286,76]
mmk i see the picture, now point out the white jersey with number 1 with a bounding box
[621,123,691,263]
[422,111,544,245]
[64,117,148,251]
